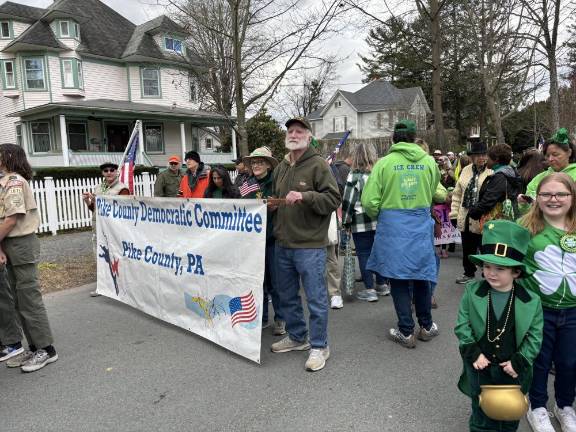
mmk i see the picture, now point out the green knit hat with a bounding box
[469,220,530,270]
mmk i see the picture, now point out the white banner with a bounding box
[95,196,266,363]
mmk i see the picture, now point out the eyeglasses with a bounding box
[102,169,116,173]
[169,162,179,166]
[537,192,572,200]
[251,160,267,166]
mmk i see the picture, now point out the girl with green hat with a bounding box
[455,220,543,431]
[519,172,576,431]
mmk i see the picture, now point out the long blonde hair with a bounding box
[519,172,576,235]
[351,142,378,172]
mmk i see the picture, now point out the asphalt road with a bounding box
[0,250,554,431]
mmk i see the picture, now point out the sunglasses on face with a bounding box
[169,162,179,166]
[102,169,116,173]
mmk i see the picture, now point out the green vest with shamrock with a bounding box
[521,224,576,309]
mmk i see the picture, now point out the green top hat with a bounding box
[469,220,530,270]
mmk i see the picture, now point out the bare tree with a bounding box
[283,60,337,117]
[168,0,346,156]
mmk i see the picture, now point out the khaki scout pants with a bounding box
[0,264,21,345]
[326,244,341,298]
[1,234,54,349]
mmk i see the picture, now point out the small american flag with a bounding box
[118,121,140,194]
[229,292,257,327]
[239,177,260,197]
[326,129,351,165]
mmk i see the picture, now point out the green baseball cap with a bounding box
[394,119,416,134]
[469,220,530,270]
[285,117,312,131]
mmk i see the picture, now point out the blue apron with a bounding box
[366,208,437,284]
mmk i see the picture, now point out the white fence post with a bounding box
[141,172,152,197]
[44,177,59,236]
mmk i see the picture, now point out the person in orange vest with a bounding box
[178,151,210,198]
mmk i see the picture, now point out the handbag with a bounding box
[479,181,516,231]
[342,231,355,296]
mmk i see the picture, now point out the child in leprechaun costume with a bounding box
[455,220,543,431]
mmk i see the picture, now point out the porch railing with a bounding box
[32,170,239,235]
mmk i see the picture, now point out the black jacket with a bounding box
[468,166,523,220]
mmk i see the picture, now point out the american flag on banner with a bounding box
[229,292,257,327]
[239,177,260,197]
[326,129,351,166]
[118,121,141,194]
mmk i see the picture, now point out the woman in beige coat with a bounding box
[449,141,493,284]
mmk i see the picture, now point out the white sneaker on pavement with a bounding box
[527,406,555,432]
[330,296,343,309]
[554,404,576,432]
[305,347,330,372]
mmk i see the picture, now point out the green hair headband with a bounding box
[551,128,570,146]
[310,136,320,149]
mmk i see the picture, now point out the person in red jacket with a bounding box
[178,151,210,198]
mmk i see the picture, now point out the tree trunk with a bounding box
[548,51,560,131]
[485,87,505,145]
[429,0,446,149]
[231,0,249,157]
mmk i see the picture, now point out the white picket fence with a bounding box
[32,169,239,235]
[32,173,157,235]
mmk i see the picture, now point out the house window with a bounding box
[62,60,74,87]
[15,124,22,147]
[205,137,213,150]
[165,37,183,54]
[61,59,83,89]
[334,116,346,132]
[67,123,87,151]
[74,23,80,39]
[3,60,15,89]
[60,21,70,37]
[0,21,10,39]
[141,67,160,97]
[24,57,45,89]
[30,122,51,153]
[334,100,342,108]
[144,124,163,153]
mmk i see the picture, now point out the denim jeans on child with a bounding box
[529,306,576,409]
[353,231,386,289]
[274,245,328,348]
[389,278,432,336]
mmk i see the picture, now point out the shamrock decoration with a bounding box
[534,245,576,296]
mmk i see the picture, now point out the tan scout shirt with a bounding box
[91,179,128,223]
[0,173,40,237]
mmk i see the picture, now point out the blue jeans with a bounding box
[530,307,576,409]
[429,253,440,295]
[262,242,283,324]
[353,231,386,289]
[275,245,328,348]
[389,278,432,336]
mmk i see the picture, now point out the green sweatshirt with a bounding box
[521,224,576,309]
[272,147,341,248]
[523,164,576,204]
[361,142,441,218]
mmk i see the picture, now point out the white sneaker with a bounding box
[305,347,330,371]
[330,296,343,309]
[554,404,576,432]
[375,283,391,296]
[527,406,555,432]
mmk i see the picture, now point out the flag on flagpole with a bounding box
[118,121,141,194]
[537,134,545,153]
[326,129,351,166]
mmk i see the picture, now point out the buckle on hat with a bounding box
[494,243,508,257]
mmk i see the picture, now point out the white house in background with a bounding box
[0,0,236,168]
[307,79,431,140]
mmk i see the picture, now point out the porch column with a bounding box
[59,115,70,167]
[231,126,238,159]
[138,120,144,164]
[180,122,186,161]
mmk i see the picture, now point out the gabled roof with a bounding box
[312,80,431,119]
[0,0,199,65]
[0,1,44,22]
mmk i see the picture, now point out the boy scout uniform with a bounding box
[0,173,53,349]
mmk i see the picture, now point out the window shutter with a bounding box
[333,117,336,132]
[344,117,347,131]
[377,113,382,129]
